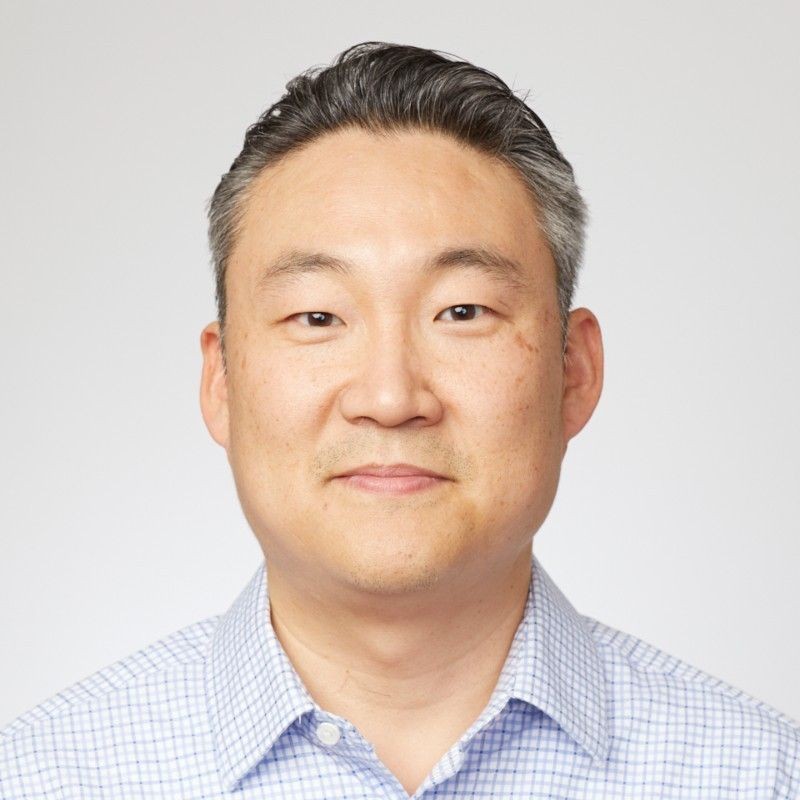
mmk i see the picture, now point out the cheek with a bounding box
[227,349,316,472]
[473,335,562,488]
[491,333,560,432]
[513,325,562,417]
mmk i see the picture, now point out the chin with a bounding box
[328,530,471,596]
[338,559,444,596]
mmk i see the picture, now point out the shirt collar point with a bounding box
[513,556,611,767]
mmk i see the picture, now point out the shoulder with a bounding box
[584,615,800,794]
[585,614,799,728]
[0,616,221,797]
[0,614,219,743]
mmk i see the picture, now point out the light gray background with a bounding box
[2,1,798,728]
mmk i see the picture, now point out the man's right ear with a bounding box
[199,321,230,450]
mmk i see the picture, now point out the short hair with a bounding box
[207,41,588,369]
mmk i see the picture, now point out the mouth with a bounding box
[331,463,450,495]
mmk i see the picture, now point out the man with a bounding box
[1,40,797,799]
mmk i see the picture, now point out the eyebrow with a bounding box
[255,246,531,294]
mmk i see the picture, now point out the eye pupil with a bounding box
[450,304,481,320]
[308,312,332,326]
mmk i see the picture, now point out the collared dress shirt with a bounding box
[1,555,798,799]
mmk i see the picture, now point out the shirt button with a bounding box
[316,721,341,746]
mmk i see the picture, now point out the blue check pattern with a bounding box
[2,554,798,798]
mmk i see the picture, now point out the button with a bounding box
[316,721,341,746]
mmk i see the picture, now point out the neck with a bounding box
[264,547,533,728]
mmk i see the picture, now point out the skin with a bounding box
[199,126,603,795]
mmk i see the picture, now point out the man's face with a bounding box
[201,127,595,596]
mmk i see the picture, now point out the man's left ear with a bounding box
[560,307,604,452]
[199,321,230,450]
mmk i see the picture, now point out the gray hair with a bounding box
[207,41,588,368]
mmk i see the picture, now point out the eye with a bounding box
[436,304,491,322]
[290,311,344,328]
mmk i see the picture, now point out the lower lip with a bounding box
[334,474,446,495]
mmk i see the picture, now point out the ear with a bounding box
[561,307,604,452]
[199,321,230,450]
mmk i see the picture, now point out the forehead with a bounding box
[230,126,552,286]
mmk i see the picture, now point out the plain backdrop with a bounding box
[1,0,798,728]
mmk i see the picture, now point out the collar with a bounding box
[205,561,316,791]
[509,556,610,765]
[205,554,609,790]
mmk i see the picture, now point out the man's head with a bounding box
[199,42,603,600]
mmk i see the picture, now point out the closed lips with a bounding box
[335,464,447,479]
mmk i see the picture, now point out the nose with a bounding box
[338,322,444,429]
